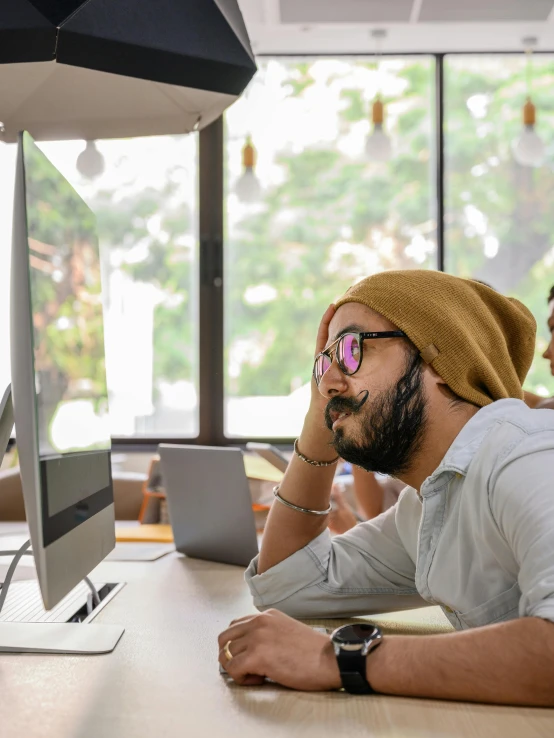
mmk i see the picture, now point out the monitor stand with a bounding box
[0,385,124,654]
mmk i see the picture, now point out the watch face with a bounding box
[331,623,379,645]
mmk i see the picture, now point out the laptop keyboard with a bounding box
[0,580,105,623]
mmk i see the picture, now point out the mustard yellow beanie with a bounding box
[334,270,536,407]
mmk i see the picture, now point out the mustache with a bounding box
[324,390,369,430]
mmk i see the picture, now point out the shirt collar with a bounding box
[426,398,525,484]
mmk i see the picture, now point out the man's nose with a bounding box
[318,358,349,397]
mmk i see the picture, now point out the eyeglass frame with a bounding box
[313,331,407,386]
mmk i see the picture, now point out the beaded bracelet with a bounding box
[294,438,339,467]
[272,485,332,516]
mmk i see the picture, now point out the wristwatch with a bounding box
[330,623,383,694]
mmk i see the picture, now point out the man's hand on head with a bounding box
[217,609,341,691]
[308,304,337,418]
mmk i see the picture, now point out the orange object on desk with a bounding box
[116,524,174,543]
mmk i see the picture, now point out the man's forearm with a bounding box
[367,617,554,706]
[257,417,337,574]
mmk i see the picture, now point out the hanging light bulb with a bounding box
[235,135,261,203]
[513,39,545,168]
[365,29,392,162]
[76,140,105,179]
[365,96,392,162]
[513,98,545,168]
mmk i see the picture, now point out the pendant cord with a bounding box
[525,47,532,100]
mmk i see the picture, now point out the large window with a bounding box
[2,135,199,437]
[2,54,553,446]
[445,55,554,397]
[225,57,436,437]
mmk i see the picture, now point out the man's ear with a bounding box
[421,360,448,388]
[421,361,464,406]
[418,344,447,388]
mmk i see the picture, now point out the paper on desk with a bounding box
[106,542,174,561]
[243,455,283,483]
[370,607,453,635]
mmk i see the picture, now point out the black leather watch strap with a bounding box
[336,649,375,694]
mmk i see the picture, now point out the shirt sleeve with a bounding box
[490,439,554,623]
[245,493,427,619]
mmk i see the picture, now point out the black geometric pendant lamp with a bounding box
[0,0,257,141]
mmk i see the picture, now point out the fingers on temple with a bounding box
[315,304,336,356]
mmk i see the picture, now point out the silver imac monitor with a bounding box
[10,131,116,613]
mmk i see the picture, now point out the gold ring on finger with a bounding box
[224,640,234,661]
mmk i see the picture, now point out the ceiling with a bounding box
[238,0,554,54]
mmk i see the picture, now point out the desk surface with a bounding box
[1,546,553,737]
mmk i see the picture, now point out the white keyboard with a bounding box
[0,580,104,623]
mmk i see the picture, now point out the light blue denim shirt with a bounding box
[245,399,554,630]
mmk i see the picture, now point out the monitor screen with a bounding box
[23,132,112,544]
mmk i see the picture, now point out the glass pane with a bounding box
[444,55,554,398]
[225,57,436,438]
[32,135,199,437]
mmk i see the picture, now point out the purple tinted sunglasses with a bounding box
[313,331,406,386]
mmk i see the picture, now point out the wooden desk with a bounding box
[1,551,553,737]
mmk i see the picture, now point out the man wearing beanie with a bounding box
[218,270,554,706]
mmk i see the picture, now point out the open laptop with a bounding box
[158,445,259,567]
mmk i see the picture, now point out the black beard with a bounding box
[325,351,427,477]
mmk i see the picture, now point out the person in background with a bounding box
[524,284,554,410]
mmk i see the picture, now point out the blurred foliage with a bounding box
[227,59,436,396]
[25,134,107,401]
[224,57,554,397]
[91,165,196,387]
